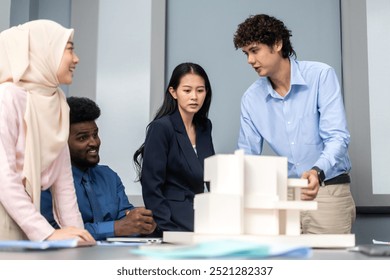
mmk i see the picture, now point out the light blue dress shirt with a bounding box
[238,59,351,180]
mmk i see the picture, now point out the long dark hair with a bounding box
[133,62,212,180]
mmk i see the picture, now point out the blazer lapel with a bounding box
[170,110,203,178]
[195,124,209,169]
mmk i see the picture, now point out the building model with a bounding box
[163,150,355,248]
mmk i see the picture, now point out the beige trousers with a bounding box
[0,202,27,240]
[300,183,356,234]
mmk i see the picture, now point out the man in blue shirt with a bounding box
[41,97,157,240]
[233,14,355,234]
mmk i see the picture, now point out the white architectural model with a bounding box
[164,150,355,248]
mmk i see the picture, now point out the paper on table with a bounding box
[131,239,311,259]
[0,239,79,250]
[97,241,144,247]
[372,239,390,245]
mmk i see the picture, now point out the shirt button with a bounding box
[291,142,295,145]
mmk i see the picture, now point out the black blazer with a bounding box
[141,110,215,232]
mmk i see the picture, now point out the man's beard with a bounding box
[72,156,99,169]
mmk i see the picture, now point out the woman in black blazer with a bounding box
[133,63,215,233]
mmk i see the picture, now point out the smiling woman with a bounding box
[57,42,79,84]
[0,19,94,243]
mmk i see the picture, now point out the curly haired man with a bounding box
[234,14,355,234]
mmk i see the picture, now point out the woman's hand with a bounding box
[47,226,96,244]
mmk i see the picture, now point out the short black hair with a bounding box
[67,96,101,124]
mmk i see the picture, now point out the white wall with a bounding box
[0,0,10,31]
[70,0,99,103]
[366,0,390,195]
[95,0,152,195]
[342,0,390,207]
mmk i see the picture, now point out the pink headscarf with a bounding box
[0,20,74,209]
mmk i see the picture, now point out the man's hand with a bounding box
[114,207,157,236]
[300,169,320,200]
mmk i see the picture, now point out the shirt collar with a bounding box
[265,59,307,101]
[290,59,307,86]
[72,165,96,184]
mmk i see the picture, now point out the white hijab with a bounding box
[0,20,74,209]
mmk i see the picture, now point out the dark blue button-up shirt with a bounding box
[41,165,134,240]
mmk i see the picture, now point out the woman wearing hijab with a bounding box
[0,19,95,242]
